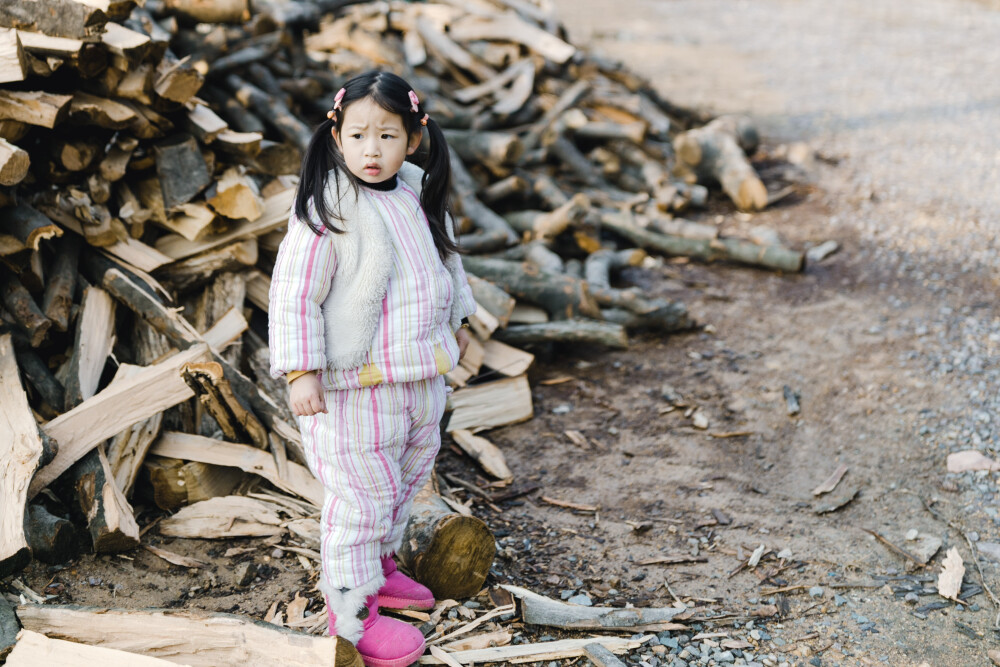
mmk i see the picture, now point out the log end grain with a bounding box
[408,514,495,600]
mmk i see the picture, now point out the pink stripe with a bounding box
[298,228,325,370]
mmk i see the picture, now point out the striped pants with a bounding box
[298,376,447,590]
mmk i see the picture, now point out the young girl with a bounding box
[268,70,477,667]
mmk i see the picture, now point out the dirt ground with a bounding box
[11,1,1000,666]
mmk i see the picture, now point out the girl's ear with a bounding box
[406,130,422,156]
[331,126,342,151]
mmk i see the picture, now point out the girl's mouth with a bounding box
[364,164,381,176]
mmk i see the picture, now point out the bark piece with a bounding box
[0,204,62,254]
[0,90,72,128]
[446,374,534,433]
[25,504,77,564]
[64,444,140,553]
[16,604,362,667]
[0,0,108,39]
[154,134,211,209]
[503,585,686,632]
[5,629,180,667]
[150,431,323,506]
[495,320,629,349]
[398,477,496,600]
[29,344,213,498]
[0,333,45,578]
[0,137,28,185]
[14,346,64,412]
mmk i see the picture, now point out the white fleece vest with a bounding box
[320,161,467,371]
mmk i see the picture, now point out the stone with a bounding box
[235,561,257,586]
[567,593,593,606]
[809,586,824,598]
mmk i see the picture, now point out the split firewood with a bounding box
[399,476,496,600]
[481,339,533,377]
[0,28,26,84]
[479,174,528,205]
[0,271,50,347]
[29,343,213,498]
[502,585,687,632]
[157,238,257,293]
[26,504,78,564]
[673,114,768,212]
[61,443,140,553]
[68,92,137,130]
[103,361,163,498]
[158,202,217,242]
[0,0,109,40]
[62,286,116,410]
[5,629,182,667]
[450,429,513,480]
[16,604,363,667]
[419,635,647,665]
[149,431,322,506]
[225,73,312,150]
[206,166,264,221]
[154,134,212,209]
[0,90,73,128]
[180,361,269,449]
[446,374,533,433]
[159,495,283,538]
[184,103,229,144]
[0,333,46,578]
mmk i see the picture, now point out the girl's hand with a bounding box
[456,327,471,361]
[289,372,327,416]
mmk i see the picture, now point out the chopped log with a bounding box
[647,215,718,240]
[135,177,167,224]
[201,306,249,354]
[0,0,108,40]
[574,120,647,144]
[448,13,576,64]
[155,238,258,292]
[206,166,264,221]
[0,90,72,128]
[213,129,264,158]
[164,0,251,24]
[673,115,767,212]
[467,275,514,327]
[446,374,533,432]
[5,629,181,667]
[243,330,294,423]
[226,73,312,150]
[184,103,228,143]
[115,64,155,104]
[101,22,150,68]
[532,173,569,209]
[55,136,101,172]
[0,28,25,84]
[181,361,269,450]
[251,139,300,175]
[63,285,115,410]
[154,188,293,260]
[16,30,108,78]
[583,644,628,667]
[154,134,211,209]
[199,85,266,133]
[63,444,140,553]
[1,272,50,347]
[521,79,589,152]
[150,431,323,506]
[0,204,63,253]
[481,339,533,377]
[0,596,15,659]
[0,333,45,578]
[503,585,687,632]
[159,495,282,538]
[479,174,528,205]
[495,320,629,349]
[415,16,497,82]
[443,129,524,166]
[600,211,804,272]
[398,477,496,600]
[69,92,137,129]
[143,455,244,510]
[154,55,204,104]
[461,256,601,320]
[497,241,564,274]
[0,119,26,141]
[16,604,363,667]
[156,201,216,242]
[28,343,213,499]
[504,193,589,241]
[0,137,28,185]
[26,504,78,564]
[99,136,137,183]
[450,153,517,245]
[467,300,500,340]
[451,429,512,480]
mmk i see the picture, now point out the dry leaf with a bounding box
[947,450,1000,473]
[937,546,965,601]
[143,544,208,568]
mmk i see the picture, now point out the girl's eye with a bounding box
[381,134,395,139]
[351,133,363,139]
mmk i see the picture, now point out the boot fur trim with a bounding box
[320,572,386,644]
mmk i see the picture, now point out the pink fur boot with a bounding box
[325,579,426,667]
[378,555,435,611]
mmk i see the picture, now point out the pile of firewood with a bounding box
[1,0,807,662]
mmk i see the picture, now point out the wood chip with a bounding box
[937,546,965,601]
[540,496,598,513]
[539,376,575,385]
[812,463,848,496]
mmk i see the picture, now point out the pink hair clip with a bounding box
[408,90,420,113]
[327,87,346,121]
[420,113,429,126]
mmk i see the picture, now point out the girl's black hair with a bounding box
[294,70,457,262]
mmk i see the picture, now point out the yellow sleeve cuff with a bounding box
[286,370,310,384]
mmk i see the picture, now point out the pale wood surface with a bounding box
[481,339,533,377]
[446,375,533,433]
[451,429,512,480]
[6,630,185,667]
[158,495,284,538]
[0,29,26,84]
[30,344,213,498]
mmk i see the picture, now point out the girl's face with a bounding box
[332,96,421,184]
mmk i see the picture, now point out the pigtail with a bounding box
[294,118,350,236]
[419,116,459,262]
